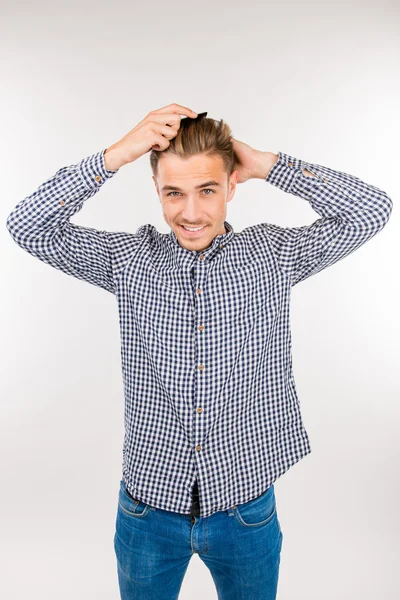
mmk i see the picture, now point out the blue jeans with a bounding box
[114,479,283,599]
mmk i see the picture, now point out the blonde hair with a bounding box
[149,116,239,180]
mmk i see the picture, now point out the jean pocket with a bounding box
[234,484,277,527]
[118,479,149,518]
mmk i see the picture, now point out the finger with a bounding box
[154,123,180,140]
[151,104,198,118]
[148,112,183,128]
[148,123,179,152]
[150,133,171,151]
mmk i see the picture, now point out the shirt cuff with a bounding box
[77,149,119,190]
[265,151,308,193]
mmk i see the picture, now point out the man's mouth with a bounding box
[179,224,208,236]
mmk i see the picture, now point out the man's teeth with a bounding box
[183,225,205,231]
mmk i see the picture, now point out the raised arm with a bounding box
[6,149,123,294]
[260,151,393,286]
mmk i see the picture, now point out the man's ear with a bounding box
[227,170,238,202]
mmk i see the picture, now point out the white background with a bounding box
[1,0,399,598]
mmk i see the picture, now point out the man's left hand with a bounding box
[232,138,278,183]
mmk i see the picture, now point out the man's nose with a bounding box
[181,201,203,223]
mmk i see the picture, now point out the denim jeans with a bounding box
[114,479,283,599]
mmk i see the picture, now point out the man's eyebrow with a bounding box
[161,180,221,192]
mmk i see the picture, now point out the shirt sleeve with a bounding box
[5,149,140,295]
[261,151,393,287]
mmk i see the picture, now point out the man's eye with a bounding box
[166,189,215,197]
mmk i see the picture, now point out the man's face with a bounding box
[153,152,238,252]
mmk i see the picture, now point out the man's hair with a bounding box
[149,116,239,180]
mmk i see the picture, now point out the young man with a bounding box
[6,103,393,600]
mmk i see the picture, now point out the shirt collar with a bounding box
[168,220,235,268]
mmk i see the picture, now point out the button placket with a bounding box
[194,251,207,469]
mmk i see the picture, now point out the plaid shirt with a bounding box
[6,148,392,518]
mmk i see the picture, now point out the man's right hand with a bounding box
[103,103,198,171]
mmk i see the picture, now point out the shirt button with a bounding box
[196,445,201,451]
[220,244,224,249]
[95,175,102,182]
[198,364,204,371]
[196,288,202,294]
[197,407,203,413]
[288,162,293,167]
[199,254,205,260]
[59,200,65,206]
[198,325,204,331]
